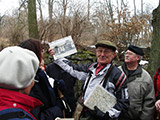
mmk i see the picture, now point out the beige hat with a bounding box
[95,40,117,51]
[0,46,39,89]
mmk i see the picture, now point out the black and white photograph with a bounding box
[49,36,77,60]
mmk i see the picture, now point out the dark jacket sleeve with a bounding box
[30,68,63,119]
[108,66,129,118]
[114,71,129,113]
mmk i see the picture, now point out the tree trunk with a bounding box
[28,0,38,39]
[141,0,143,16]
[48,0,54,23]
[148,6,160,78]
[106,0,113,22]
[37,0,43,22]
[133,0,136,15]
[88,0,90,21]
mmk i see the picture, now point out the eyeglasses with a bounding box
[96,49,112,54]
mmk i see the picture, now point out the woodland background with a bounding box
[0,0,160,80]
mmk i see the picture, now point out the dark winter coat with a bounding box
[46,62,77,117]
[54,58,129,119]
[30,68,63,120]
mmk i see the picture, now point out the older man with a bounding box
[52,40,129,120]
[119,45,155,120]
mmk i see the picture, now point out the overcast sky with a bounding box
[0,0,159,16]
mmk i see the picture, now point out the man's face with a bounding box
[124,50,140,63]
[96,47,115,65]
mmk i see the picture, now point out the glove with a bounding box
[54,79,66,92]
[94,106,110,120]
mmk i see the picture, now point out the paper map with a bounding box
[84,84,117,113]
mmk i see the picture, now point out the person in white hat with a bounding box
[0,46,42,120]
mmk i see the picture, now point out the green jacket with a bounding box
[119,64,155,120]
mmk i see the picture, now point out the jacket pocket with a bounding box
[129,98,142,118]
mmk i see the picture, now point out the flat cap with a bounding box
[128,45,144,56]
[95,40,117,51]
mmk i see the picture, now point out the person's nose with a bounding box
[100,51,105,56]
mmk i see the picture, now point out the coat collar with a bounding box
[0,88,43,111]
[88,62,111,75]
[122,63,142,83]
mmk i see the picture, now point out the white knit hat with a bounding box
[0,46,39,89]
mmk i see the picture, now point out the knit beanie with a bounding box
[0,46,39,89]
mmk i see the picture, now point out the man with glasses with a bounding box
[52,40,129,120]
[118,45,155,120]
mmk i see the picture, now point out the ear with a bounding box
[136,55,141,61]
[23,80,35,95]
[111,52,116,59]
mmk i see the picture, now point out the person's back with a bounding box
[0,46,41,120]
[0,89,42,120]
[19,39,63,119]
[29,68,63,119]
[46,62,77,117]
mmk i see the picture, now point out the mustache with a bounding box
[125,57,130,60]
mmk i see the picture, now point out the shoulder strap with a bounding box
[84,64,114,93]
[102,65,127,90]
[83,64,114,95]
[102,64,114,88]
[82,72,92,95]
[82,63,97,94]
[0,108,35,120]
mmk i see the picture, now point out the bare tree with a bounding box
[106,0,113,22]
[141,0,143,16]
[133,0,136,15]
[48,0,54,23]
[37,0,45,40]
[0,0,154,53]
[37,0,44,22]
[88,0,90,21]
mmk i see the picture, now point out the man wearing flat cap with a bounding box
[118,45,155,120]
[51,40,129,120]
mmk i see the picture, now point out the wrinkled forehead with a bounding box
[125,50,140,57]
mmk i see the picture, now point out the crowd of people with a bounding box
[0,38,159,120]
